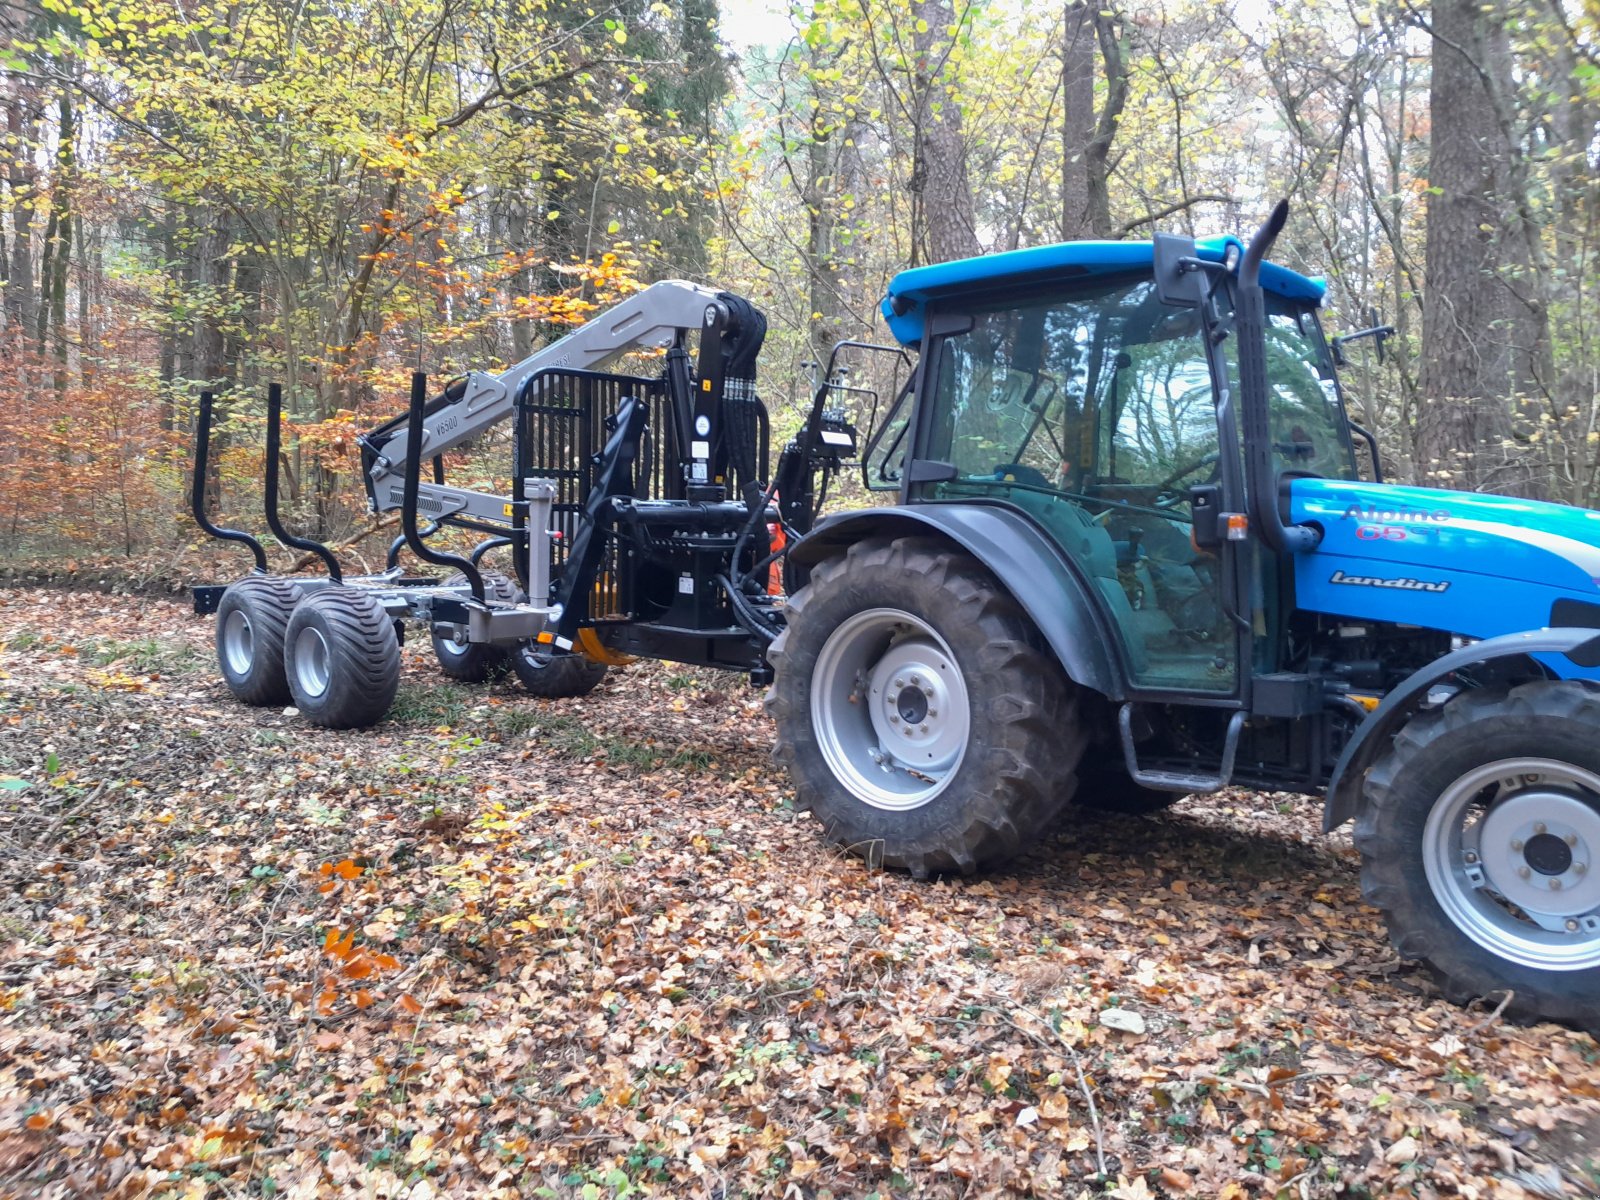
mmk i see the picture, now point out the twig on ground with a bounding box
[1466,990,1515,1036]
[965,1003,1109,1179]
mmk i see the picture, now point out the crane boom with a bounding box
[358,279,726,524]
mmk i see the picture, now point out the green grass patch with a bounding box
[491,710,714,771]
[82,636,201,673]
[388,683,475,726]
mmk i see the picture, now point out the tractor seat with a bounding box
[990,485,1149,673]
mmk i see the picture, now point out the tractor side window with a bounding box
[920,276,1236,695]
[1263,295,1357,481]
[864,371,915,491]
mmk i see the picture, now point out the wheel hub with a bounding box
[222,610,254,675]
[1474,786,1600,921]
[809,608,971,811]
[294,626,332,699]
[1427,757,1600,970]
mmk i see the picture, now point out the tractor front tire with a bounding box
[768,536,1086,878]
[431,570,521,683]
[215,576,301,706]
[509,642,608,698]
[1357,682,1600,1031]
[284,589,401,729]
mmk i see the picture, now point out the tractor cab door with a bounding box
[914,275,1239,695]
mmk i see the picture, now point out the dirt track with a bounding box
[0,587,1596,1198]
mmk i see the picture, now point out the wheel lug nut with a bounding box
[1511,840,1524,853]
[1568,920,1581,933]
[1551,879,1564,891]
[889,715,900,724]
[1518,866,1533,880]
[927,709,938,718]
[1465,851,1480,864]
[1568,834,1580,847]
[910,676,922,687]
[1535,823,1548,835]
[894,678,905,688]
[1576,863,1588,876]
[919,724,929,734]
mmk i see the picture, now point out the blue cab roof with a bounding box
[880,235,1326,346]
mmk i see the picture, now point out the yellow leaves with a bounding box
[406,1131,435,1164]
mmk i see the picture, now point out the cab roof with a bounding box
[879,235,1326,346]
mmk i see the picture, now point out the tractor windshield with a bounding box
[1258,293,1358,482]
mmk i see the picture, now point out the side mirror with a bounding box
[1331,308,1396,367]
[1153,233,1204,309]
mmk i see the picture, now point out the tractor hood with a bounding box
[1289,478,1600,639]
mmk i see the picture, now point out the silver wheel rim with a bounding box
[810,607,970,811]
[1424,756,1600,971]
[294,627,332,699]
[222,610,254,675]
[437,627,470,656]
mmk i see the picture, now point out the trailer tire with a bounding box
[509,643,608,698]
[284,589,401,729]
[215,576,301,706]
[1076,754,1184,815]
[767,536,1085,878]
[1357,681,1600,1032]
[430,571,521,682]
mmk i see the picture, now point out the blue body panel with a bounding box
[1289,478,1600,677]
[881,236,1326,345]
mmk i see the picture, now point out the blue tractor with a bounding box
[193,201,1600,1029]
[767,202,1600,1030]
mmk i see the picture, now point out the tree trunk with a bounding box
[908,0,980,265]
[1060,3,1124,240]
[4,93,39,344]
[1415,0,1542,498]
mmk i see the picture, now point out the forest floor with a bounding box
[0,585,1597,1200]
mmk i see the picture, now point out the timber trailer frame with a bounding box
[190,280,871,728]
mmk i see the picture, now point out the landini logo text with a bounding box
[1329,570,1450,593]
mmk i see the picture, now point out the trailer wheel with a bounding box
[768,536,1085,878]
[509,643,608,698]
[1076,754,1184,815]
[215,576,301,706]
[284,589,401,729]
[1357,681,1600,1031]
[430,571,521,682]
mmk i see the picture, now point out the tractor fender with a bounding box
[1322,627,1600,832]
[789,504,1125,699]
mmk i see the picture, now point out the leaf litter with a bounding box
[0,587,1597,1199]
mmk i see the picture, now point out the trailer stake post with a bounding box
[191,389,269,573]
[264,382,342,580]
[400,371,485,601]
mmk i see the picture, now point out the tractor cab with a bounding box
[864,236,1357,699]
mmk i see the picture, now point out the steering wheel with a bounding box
[1151,451,1221,507]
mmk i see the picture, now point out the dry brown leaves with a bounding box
[0,588,1597,1200]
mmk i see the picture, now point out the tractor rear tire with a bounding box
[215,576,301,706]
[284,589,401,729]
[509,642,608,698]
[767,536,1086,878]
[1076,754,1185,816]
[1357,682,1600,1031]
[430,570,521,682]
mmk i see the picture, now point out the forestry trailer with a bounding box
[193,202,1600,1029]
